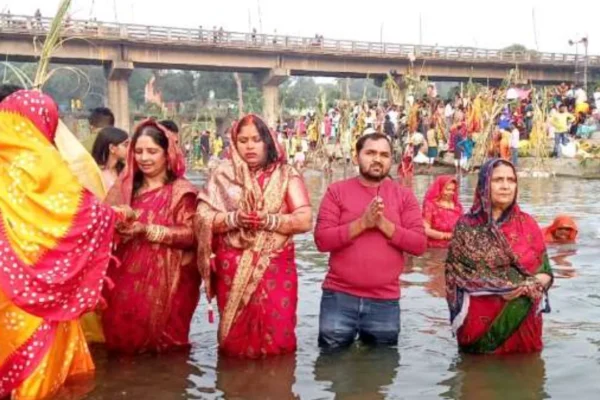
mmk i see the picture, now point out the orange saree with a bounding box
[542,215,578,244]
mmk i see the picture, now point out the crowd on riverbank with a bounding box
[262,83,600,173]
[183,82,600,181]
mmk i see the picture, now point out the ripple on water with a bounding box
[82,173,600,400]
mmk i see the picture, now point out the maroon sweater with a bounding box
[314,177,427,299]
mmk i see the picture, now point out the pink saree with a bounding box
[423,176,463,248]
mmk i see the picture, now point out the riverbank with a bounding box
[192,153,600,179]
[434,154,600,179]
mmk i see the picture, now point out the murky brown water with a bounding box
[71,171,600,399]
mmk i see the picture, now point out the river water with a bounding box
[80,171,600,400]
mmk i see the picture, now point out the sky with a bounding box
[2,0,599,55]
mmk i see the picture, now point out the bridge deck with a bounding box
[0,13,597,67]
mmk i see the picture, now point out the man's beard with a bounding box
[358,162,389,182]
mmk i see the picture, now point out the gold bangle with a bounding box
[225,211,238,229]
[264,214,281,231]
[146,224,166,243]
[158,226,167,242]
[274,215,282,231]
[146,225,157,241]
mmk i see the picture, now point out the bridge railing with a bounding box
[1,13,599,67]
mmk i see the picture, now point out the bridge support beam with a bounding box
[104,61,134,131]
[258,68,289,128]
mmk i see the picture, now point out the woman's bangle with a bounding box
[146,224,167,243]
[225,211,239,229]
[263,214,281,231]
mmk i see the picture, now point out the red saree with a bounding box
[397,145,414,181]
[103,120,200,354]
[423,176,463,248]
[212,178,299,358]
[196,114,310,359]
[445,159,553,354]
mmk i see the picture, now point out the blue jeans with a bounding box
[318,289,400,349]
[554,132,567,157]
[511,147,519,166]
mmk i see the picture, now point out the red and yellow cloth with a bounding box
[0,90,116,399]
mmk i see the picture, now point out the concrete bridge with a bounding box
[1,13,599,129]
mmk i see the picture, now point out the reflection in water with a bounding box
[83,173,600,399]
[215,355,298,400]
[47,374,95,400]
[402,250,448,298]
[548,246,578,279]
[440,353,548,400]
[85,349,196,399]
[314,346,399,400]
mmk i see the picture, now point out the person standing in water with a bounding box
[542,216,578,244]
[196,114,312,358]
[103,120,200,354]
[445,159,553,354]
[314,133,427,349]
[423,176,463,248]
[0,89,117,400]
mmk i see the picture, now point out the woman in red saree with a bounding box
[445,159,553,354]
[423,176,463,248]
[397,143,414,184]
[196,114,312,359]
[0,90,116,399]
[103,120,200,354]
[542,215,578,244]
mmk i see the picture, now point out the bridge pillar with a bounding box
[104,61,134,131]
[258,68,289,128]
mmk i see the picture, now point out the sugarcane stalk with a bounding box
[33,0,72,88]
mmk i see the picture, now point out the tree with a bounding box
[244,86,263,114]
[280,77,320,110]
[195,71,236,101]
[335,78,381,101]
[43,65,106,110]
[503,44,538,56]
[156,71,196,103]
[129,69,153,108]
[233,72,244,116]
